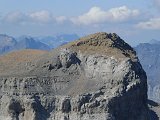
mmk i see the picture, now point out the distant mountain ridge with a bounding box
[149,39,160,44]
[35,34,79,48]
[0,34,79,55]
[15,36,50,50]
[135,39,160,103]
[0,34,17,55]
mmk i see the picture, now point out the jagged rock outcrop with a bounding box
[0,32,149,120]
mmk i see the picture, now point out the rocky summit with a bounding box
[0,32,149,120]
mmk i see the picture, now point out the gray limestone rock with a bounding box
[0,32,149,120]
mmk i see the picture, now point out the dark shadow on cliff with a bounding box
[149,109,159,120]
[148,99,159,120]
[148,99,159,107]
[32,95,51,120]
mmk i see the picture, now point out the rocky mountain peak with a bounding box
[64,32,136,61]
[0,32,149,120]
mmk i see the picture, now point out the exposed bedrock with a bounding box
[0,32,149,120]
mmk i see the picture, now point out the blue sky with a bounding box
[0,0,160,45]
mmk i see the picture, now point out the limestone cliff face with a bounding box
[0,32,149,120]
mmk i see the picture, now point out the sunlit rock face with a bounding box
[0,32,149,120]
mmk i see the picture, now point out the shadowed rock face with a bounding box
[0,32,149,120]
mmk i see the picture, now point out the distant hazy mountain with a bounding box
[36,34,79,48]
[0,34,79,55]
[149,39,160,44]
[0,35,50,55]
[0,34,17,55]
[16,36,51,50]
[135,40,160,102]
